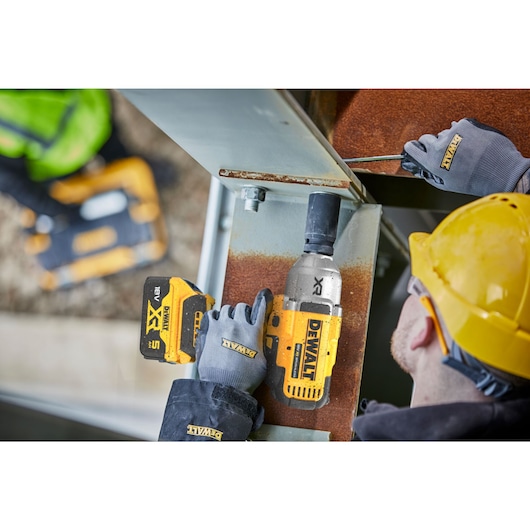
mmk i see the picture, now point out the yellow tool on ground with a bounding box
[139,192,343,410]
[22,157,167,290]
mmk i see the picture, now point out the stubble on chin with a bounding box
[390,324,414,374]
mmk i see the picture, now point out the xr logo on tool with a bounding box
[313,277,323,296]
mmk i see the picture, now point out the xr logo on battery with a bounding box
[145,300,164,333]
[313,277,323,296]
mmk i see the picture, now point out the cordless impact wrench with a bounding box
[264,192,342,409]
[139,192,343,410]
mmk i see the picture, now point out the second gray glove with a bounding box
[195,288,273,395]
[401,118,530,196]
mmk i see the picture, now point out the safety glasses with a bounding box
[407,276,449,355]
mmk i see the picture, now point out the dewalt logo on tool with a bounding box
[221,338,258,358]
[301,319,322,380]
[187,424,223,441]
[440,133,463,170]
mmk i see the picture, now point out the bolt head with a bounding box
[241,187,266,201]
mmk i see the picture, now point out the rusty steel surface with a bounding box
[331,89,530,176]
[219,169,351,190]
[222,252,373,441]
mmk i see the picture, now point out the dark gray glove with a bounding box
[195,288,273,394]
[401,118,530,196]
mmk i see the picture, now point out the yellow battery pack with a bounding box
[140,277,215,364]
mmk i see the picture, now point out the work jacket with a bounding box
[0,89,112,181]
[159,379,264,441]
[0,89,113,215]
[352,397,530,440]
[159,378,530,441]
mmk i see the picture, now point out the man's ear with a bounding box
[410,316,436,350]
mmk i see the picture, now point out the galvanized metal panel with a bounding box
[120,89,355,190]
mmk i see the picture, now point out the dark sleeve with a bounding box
[158,379,264,441]
[0,155,71,216]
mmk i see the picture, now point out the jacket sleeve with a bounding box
[158,379,264,441]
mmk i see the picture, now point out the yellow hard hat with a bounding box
[409,193,530,380]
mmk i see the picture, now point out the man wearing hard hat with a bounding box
[159,118,530,441]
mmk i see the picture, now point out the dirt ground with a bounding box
[0,90,211,321]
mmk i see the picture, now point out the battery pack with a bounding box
[140,277,215,364]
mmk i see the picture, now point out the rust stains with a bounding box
[219,169,350,189]
[332,89,530,177]
[223,250,374,441]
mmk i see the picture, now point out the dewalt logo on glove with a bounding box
[221,338,258,359]
[440,133,463,170]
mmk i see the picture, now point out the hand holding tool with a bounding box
[343,154,404,164]
[139,192,344,410]
[402,118,530,196]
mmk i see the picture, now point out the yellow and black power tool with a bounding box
[22,157,167,290]
[139,192,343,410]
[264,192,342,409]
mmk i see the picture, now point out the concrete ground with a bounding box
[0,91,212,440]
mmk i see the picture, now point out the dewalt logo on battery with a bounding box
[192,311,202,347]
[440,133,463,170]
[162,305,170,331]
[301,319,322,380]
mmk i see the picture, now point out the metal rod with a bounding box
[343,154,404,164]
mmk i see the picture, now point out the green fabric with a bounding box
[0,89,112,182]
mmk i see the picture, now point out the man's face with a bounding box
[390,293,426,375]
